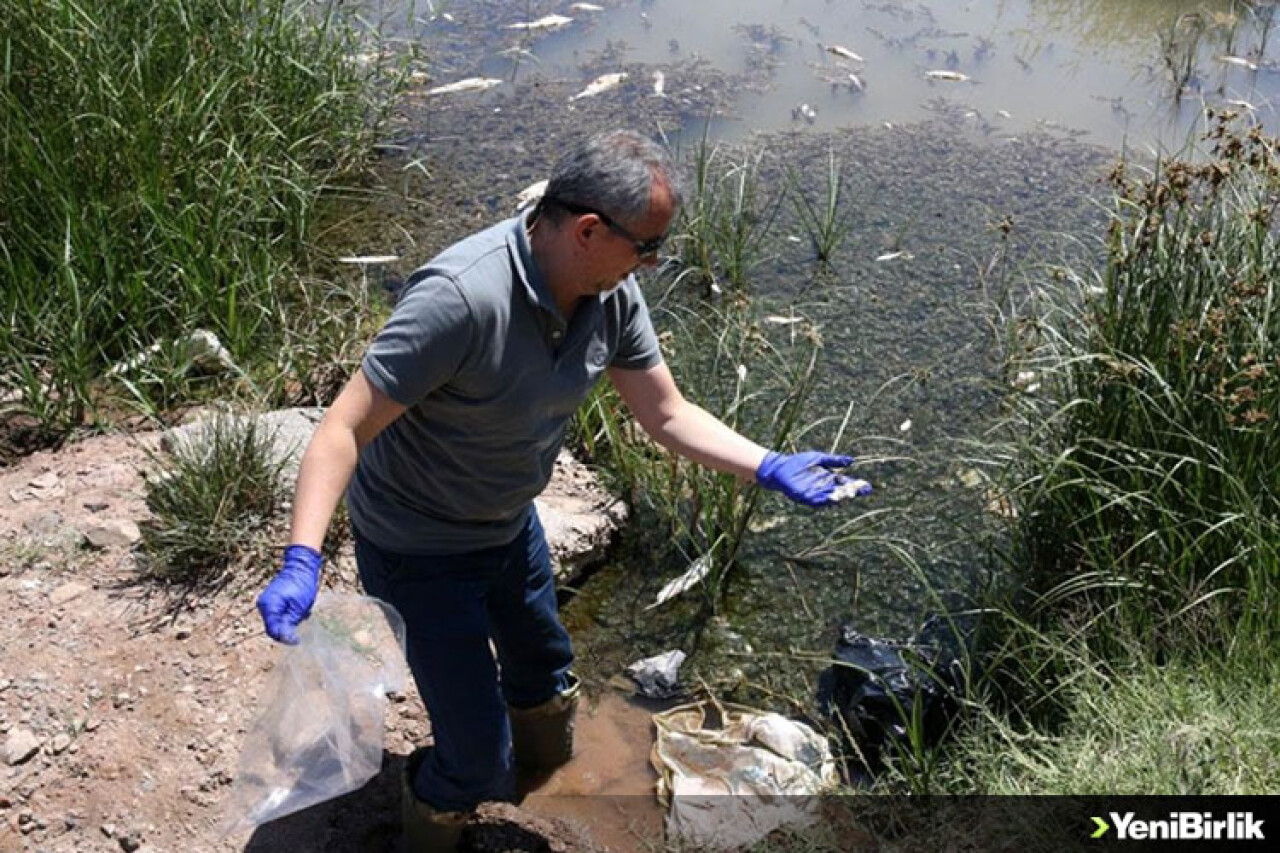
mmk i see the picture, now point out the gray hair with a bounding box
[542,129,682,226]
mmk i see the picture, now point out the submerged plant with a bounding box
[668,126,782,297]
[572,298,827,615]
[786,146,851,265]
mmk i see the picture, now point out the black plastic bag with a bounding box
[816,615,969,780]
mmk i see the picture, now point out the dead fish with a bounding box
[652,70,666,97]
[515,179,548,211]
[827,45,865,63]
[570,3,604,11]
[847,72,865,92]
[424,77,503,96]
[925,70,969,82]
[793,102,817,122]
[505,14,573,31]
[899,418,913,433]
[764,315,804,325]
[570,72,627,100]
[830,478,872,501]
[996,109,1012,119]
[647,555,712,609]
[338,255,400,264]
[1217,55,1258,71]
[875,250,913,262]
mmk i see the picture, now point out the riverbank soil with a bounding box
[0,429,667,852]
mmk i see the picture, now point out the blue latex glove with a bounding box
[256,544,323,645]
[755,451,870,507]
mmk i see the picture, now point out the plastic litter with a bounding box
[222,593,407,836]
[651,701,838,851]
[817,615,967,780]
[625,650,686,699]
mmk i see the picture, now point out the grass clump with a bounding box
[141,412,288,588]
[0,0,394,432]
[1000,113,1280,652]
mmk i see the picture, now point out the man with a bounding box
[256,129,867,851]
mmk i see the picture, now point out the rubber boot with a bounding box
[400,748,468,853]
[508,672,582,772]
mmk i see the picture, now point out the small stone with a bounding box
[119,832,142,852]
[29,472,59,490]
[49,582,90,607]
[101,822,117,838]
[4,729,41,766]
[83,519,142,549]
[50,734,71,755]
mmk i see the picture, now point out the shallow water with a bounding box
[348,0,1270,731]
[391,0,1280,151]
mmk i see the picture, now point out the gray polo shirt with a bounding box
[346,210,662,555]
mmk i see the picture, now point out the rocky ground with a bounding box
[0,421,666,853]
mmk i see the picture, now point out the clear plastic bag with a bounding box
[222,592,408,836]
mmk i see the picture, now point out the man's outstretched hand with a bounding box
[755,451,872,508]
[256,544,323,644]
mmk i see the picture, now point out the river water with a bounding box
[353,0,1278,742]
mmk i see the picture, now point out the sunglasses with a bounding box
[543,197,668,257]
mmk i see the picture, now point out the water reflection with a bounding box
[395,0,1280,152]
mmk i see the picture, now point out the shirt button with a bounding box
[552,331,562,341]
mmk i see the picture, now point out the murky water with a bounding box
[392,0,1280,151]
[343,0,1277,794]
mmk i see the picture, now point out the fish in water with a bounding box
[423,77,503,96]
[875,250,913,262]
[570,72,627,100]
[847,72,865,92]
[505,14,573,31]
[570,3,604,11]
[827,45,865,62]
[925,70,969,82]
[764,315,804,325]
[1217,55,1258,71]
[652,70,666,96]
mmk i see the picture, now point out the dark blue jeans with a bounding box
[354,508,574,812]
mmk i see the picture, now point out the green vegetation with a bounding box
[866,115,1280,796]
[1,0,399,433]
[573,298,825,616]
[140,411,287,588]
[669,127,782,296]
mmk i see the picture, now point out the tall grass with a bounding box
[0,0,396,432]
[997,114,1279,653]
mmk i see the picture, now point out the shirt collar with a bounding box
[508,207,563,322]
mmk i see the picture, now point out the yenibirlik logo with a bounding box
[1091,812,1265,841]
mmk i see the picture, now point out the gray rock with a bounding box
[4,729,41,766]
[49,582,91,607]
[83,520,142,549]
[162,408,324,491]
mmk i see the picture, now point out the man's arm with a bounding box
[289,368,408,550]
[607,363,769,479]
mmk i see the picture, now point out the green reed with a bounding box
[0,0,399,432]
[998,113,1279,653]
[785,146,850,265]
[572,298,825,615]
[669,127,782,296]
